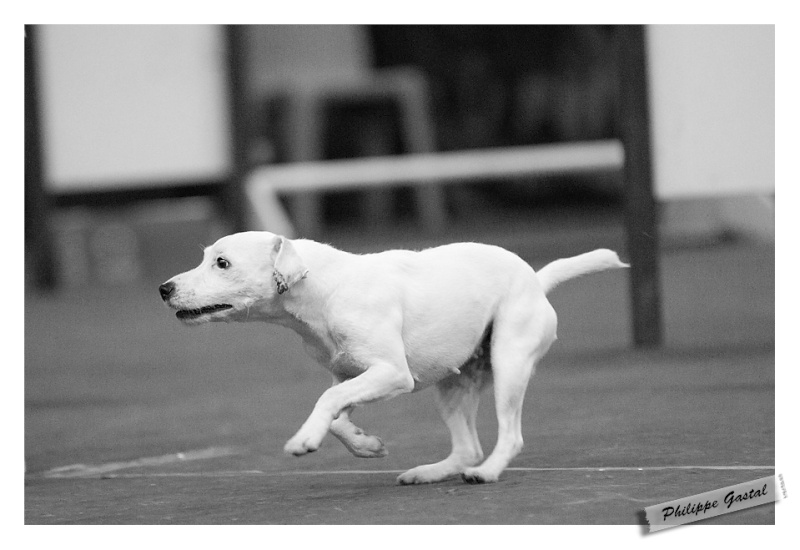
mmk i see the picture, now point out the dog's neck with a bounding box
[271,240,354,363]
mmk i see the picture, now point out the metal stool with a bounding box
[264,67,447,237]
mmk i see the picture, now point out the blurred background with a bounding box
[25,25,773,290]
[24,25,774,521]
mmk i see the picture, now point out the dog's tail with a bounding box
[536,249,629,295]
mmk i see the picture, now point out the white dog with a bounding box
[160,231,627,484]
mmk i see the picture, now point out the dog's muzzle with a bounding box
[159,280,234,321]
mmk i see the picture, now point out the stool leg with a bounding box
[358,116,395,229]
[392,69,448,235]
[286,92,325,238]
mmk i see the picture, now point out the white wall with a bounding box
[36,25,232,192]
[647,25,774,199]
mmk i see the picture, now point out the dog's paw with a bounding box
[283,435,321,456]
[461,467,500,484]
[397,463,458,485]
[348,435,388,458]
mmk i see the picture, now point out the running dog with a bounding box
[159,231,627,484]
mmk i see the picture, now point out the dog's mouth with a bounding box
[176,304,233,320]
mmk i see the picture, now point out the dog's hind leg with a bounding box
[397,359,491,485]
[330,405,388,458]
[462,295,557,484]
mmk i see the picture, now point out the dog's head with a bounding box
[159,231,308,325]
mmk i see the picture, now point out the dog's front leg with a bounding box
[284,362,414,456]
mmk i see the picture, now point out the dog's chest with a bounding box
[328,350,369,379]
[299,336,367,379]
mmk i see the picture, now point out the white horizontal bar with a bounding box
[245,140,625,236]
[249,140,625,193]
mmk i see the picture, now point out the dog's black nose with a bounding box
[159,281,176,301]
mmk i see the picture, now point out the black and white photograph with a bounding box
[18,9,788,542]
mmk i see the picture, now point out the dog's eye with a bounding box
[215,257,230,269]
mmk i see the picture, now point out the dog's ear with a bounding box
[271,236,309,294]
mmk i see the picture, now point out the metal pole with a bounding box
[617,25,663,347]
[25,25,58,291]
[222,25,249,234]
